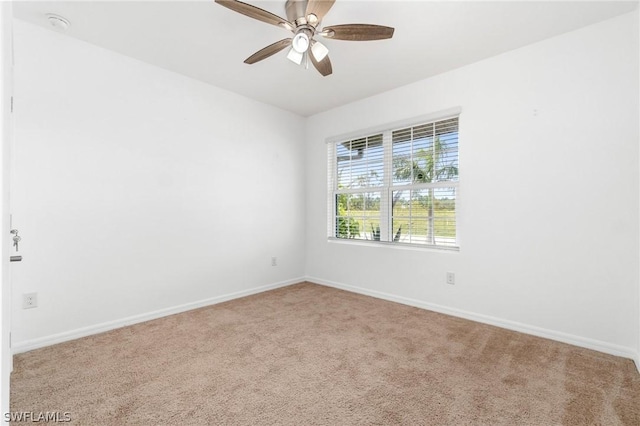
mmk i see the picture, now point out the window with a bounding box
[328,115,459,249]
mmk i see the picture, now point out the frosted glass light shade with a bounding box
[311,41,329,61]
[286,48,304,65]
[292,32,310,53]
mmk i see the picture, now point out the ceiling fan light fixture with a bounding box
[214,0,394,77]
[286,47,304,65]
[291,32,310,53]
[311,41,329,62]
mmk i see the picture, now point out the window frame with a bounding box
[327,108,461,251]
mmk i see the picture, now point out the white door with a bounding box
[0,2,13,420]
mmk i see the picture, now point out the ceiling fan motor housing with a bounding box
[286,0,315,27]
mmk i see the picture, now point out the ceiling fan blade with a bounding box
[244,38,292,64]
[215,0,294,31]
[310,52,332,77]
[305,0,336,22]
[322,24,395,41]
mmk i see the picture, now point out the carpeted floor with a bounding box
[10,282,640,425]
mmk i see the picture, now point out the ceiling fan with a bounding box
[215,0,395,77]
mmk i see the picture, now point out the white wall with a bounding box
[1,2,13,418]
[306,12,640,358]
[637,8,640,371]
[11,21,306,350]
[9,10,640,365]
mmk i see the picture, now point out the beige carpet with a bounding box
[10,282,640,425]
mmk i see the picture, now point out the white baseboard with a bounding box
[307,276,638,362]
[13,275,640,371]
[12,277,304,355]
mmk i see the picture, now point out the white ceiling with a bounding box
[13,1,638,116]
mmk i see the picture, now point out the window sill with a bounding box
[327,237,459,253]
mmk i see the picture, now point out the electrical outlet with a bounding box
[446,272,455,285]
[23,293,37,309]
[271,257,277,266]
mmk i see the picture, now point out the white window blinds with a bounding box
[328,115,459,249]
[333,134,384,240]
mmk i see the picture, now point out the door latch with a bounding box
[10,229,20,252]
